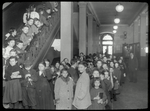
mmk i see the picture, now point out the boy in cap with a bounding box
[21,60,37,109]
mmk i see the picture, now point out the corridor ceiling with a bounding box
[90,2,148,25]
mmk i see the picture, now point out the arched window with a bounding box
[100,33,114,55]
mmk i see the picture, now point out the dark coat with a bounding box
[128,56,138,71]
[35,70,54,109]
[21,68,37,88]
[113,68,121,83]
[3,64,23,103]
[68,67,79,84]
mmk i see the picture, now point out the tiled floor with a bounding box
[112,70,148,109]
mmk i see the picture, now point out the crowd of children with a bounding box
[3,49,128,109]
[3,2,129,110]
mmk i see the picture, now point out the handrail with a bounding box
[32,20,60,69]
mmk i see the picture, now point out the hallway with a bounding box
[112,70,148,109]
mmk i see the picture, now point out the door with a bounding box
[103,45,113,55]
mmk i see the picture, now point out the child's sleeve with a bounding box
[90,88,95,101]
[77,74,89,100]
[31,70,38,82]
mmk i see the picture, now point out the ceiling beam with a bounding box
[100,24,129,26]
[87,2,101,26]
[128,3,148,26]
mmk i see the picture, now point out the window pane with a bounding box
[102,41,113,45]
[103,46,107,54]
[108,46,112,55]
[103,34,113,40]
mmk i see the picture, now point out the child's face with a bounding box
[62,70,68,78]
[40,11,44,15]
[78,64,86,73]
[109,68,113,73]
[103,64,107,69]
[25,66,31,70]
[23,27,29,34]
[119,59,122,63]
[46,9,51,14]
[103,57,107,62]
[97,61,102,67]
[17,43,24,49]
[104,72,109,78]
[28,19,34,26]
[45,61,50,67]
[93,70,100,78]
[59,65,64,71]
[12,30,17,36]
[110,62,114,67]
[115,63,119,68]
[51,67,55,72]
[9,58,17,66]
[38,63,45,71]
[8,40,15,47]
[10,51,17,57]
[64,58,69,63]
[55,63,60,68]
[94,80,100,87]
[34,20,41,27]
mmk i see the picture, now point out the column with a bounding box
[96,25,100,53]
[87,14,93,54]
[60,2,73,62]
[133,21,139,43]
[92,21,97,53]
[140,13,147,69]
[78,2,87,55]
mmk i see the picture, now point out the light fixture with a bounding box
[113,25,118,29]
[113,30,117,33]
[116,4,124,12]
[114,18,120,24]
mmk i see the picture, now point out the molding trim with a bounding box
[128,3,148,26]
[87,2,100,26]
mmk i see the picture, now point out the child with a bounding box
[35,61,54,109]
[118,59,126,85]
[95,60,103,73]
[90,78,107,110]
[44,59,54,94]
[27,18,39,36]
[90,69,100,89]
[38,8,49,27]
[113,62,122,85]
[55,62,60,72]
[30,5,40,20]
[72,61,91,109]
[3,56,23,109]
[15,40,26,61]
[23,8,31,25]
[54,68,74,109]
[20,25,33,49]
[5,28,18,40]
[21,60,37,109]
[3,39,15,61]
[103,71,113,109]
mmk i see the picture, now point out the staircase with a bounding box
[22,2,60,69]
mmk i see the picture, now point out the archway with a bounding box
[99,33,114,55]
